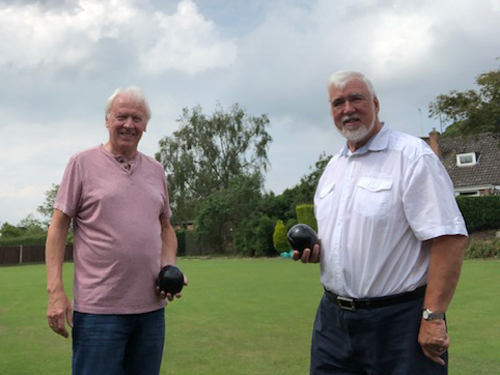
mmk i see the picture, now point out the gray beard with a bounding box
[338,110,376,144]
[339,120,375,143]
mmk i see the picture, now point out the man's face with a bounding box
[105,93,148,156]
[328,78,380,149]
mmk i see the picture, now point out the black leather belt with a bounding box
[324,285,426,311]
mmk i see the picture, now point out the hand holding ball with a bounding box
[287,224,318,255]
[158,265,184,295]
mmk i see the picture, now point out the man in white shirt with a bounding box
[294,71,468,374]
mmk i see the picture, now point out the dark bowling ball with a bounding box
[158,265,184,295]
[287,224,318,255]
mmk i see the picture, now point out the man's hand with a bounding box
[292,242,321,263]
[418,319,449,366]
[47,290,73,338]
[156,273,189,301]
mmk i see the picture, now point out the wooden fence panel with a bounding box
[0,246,21,265]
[0,245,73,265]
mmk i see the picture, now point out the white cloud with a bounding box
[0,0,237,75]
[0,0,135,70]
[139,0,238,75]
[370,13,433,77]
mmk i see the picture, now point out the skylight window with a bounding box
[456,152,477,166]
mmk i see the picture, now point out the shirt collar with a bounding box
[340,123,390,156]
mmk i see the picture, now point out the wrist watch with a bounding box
[422,309,446,321]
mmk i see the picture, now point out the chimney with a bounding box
[429,128,441,159]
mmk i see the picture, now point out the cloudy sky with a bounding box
[1,0,499,225]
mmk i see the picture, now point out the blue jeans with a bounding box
[310,294,447,375]
[72,308,165,375]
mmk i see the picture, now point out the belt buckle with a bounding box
[336,296,356,311]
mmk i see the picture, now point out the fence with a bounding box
[0,245,73,266]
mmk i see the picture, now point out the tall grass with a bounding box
[0,259,498,374]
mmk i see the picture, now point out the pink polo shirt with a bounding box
[55,145,172,314]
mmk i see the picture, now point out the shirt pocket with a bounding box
[315,181,335,221]
[353,177,392,216]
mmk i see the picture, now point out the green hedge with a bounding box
[295,204,317,232]
[456,196,500,232]
[464,239,500,260]
[0,233,47,247]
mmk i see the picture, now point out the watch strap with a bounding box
[422,309,446,320]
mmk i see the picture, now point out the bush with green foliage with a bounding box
[456,196,500,232]
[464,239,500,260]
[1,223,24,238]
[0,218,49,247]
[273,220,289,254]
[0,233,47,247]
[234,215,275,256]
[295,204,317,232]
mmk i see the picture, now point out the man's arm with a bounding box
[45,209,73,338]
[418,234,468,365]
[158,216,187,301]
[160,216,178,267]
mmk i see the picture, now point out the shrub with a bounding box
[234,214,275,257]
[456,196,500,232]
[273,220,289,254]
[0,232,47,247]
[295,204,317,232]
[0,223,24,238]
[464,239,500,260]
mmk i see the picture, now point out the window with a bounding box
[458,191,479,196]
[456,152,477,167]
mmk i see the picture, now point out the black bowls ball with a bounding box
[287,224,318,255]
[158,265,184,295]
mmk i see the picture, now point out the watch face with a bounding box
[423,309,445,320]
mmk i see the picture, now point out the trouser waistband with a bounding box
[324,285,427,311]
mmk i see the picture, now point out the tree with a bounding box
[194,173,264,253]
[193,193,232,252]
[0,222,23,238]
[429,68,500,136]
[156,103,272,223]
[262,152,331,223]
[235,214,275,256]
[37,184,59,225]
[18,214,44,233]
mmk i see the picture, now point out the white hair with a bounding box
[105,86,151,122]
[327,71,376,97]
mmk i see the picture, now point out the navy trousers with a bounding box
[72,308,165,375]
[310,293,448,375]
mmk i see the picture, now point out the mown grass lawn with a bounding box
[0,259,498,374]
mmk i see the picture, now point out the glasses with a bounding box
[330,93,368,110]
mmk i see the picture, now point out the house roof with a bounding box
[435,133,500,188]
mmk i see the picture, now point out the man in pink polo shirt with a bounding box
[45,87,184,375]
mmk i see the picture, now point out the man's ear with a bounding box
[374,96,380,114]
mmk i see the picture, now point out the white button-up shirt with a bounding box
[315,125,467,298]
